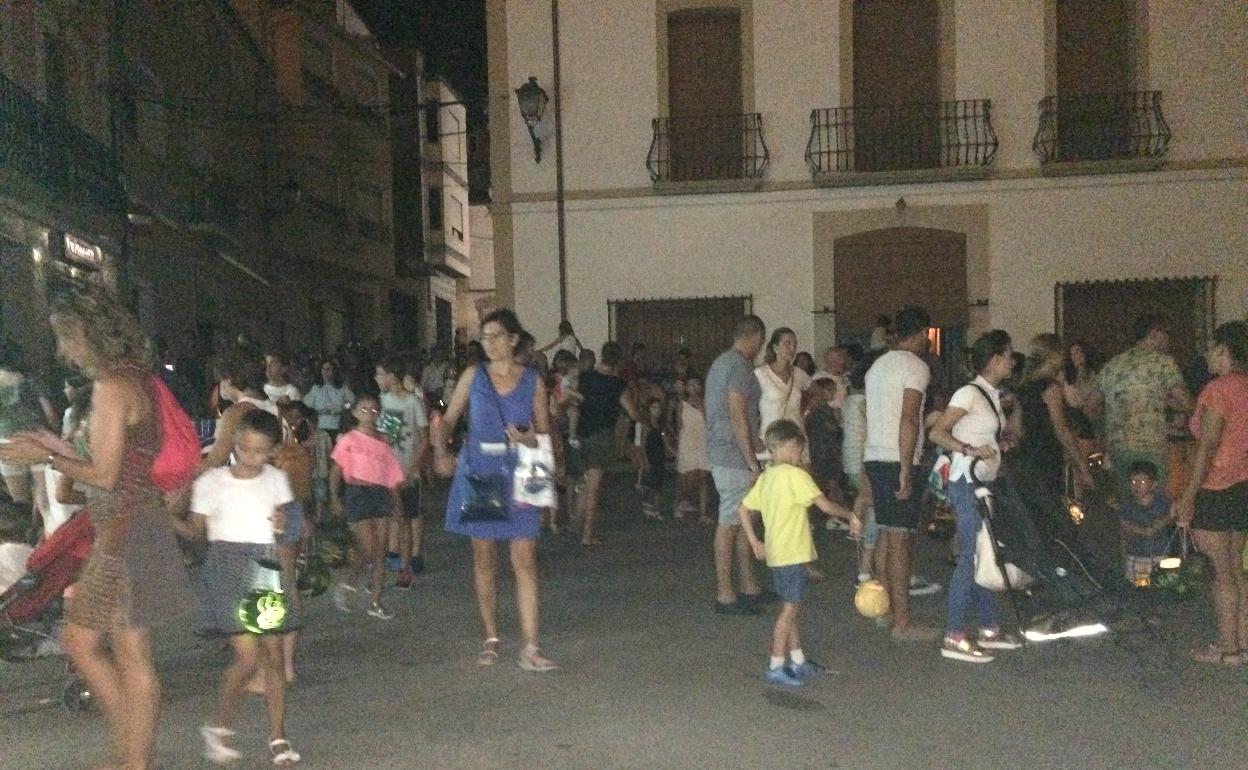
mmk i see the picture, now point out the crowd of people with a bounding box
[1,284,1246,769]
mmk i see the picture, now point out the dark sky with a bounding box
[354,0,488,113]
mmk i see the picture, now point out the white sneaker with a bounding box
[332,582,356,613]
[908,575,943,596]
[367,602,395,620]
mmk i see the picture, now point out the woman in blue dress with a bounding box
[433,309,558,671]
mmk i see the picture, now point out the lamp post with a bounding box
[512,0,568,323]
[514,77,548,162]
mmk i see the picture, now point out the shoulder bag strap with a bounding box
[967,382,1002,444]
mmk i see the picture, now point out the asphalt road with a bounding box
[2,472,1245,770]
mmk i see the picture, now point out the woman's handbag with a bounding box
[513,434,556,507]
[460,471,511,522]
[148,375,201,492]
[974,520,1035,591]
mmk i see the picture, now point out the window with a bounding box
[427,186,443,230]
[449,195,463,241]
[425,106,440,143]
[445,112,462,161]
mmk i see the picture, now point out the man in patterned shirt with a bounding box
[1093,315,1192,493]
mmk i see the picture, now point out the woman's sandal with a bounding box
[200,725,241,765]
[269,738,301,767]
[580,537,605,547]
[477,637,501,666]
[1192,644,1245,666]
[518,645,558,672]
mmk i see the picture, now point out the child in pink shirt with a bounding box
[330,395,404,619]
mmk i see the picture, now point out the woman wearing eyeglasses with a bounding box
[433,309,558,672]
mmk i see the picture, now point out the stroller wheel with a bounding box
[62,677,92,712]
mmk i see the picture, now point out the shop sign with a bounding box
[63,234,102,266]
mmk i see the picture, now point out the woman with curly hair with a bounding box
[0,286,192,770]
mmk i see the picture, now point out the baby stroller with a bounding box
[970,460,1129,641]
[0,510,94,711]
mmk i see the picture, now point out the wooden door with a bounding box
[852,0,940,171]
[1055,0,1133,160]
[612,297,751,375]
[834,228,967,388]
[667,9,742,181]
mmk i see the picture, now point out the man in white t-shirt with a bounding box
[375,358,429,588]
[862,306,937,642]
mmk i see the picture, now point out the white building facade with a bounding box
[487,0,1247,376]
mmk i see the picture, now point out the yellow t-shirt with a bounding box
[740,463,821,567]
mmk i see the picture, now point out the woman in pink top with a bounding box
[329,395,405,620]
[1174,321,1248,665]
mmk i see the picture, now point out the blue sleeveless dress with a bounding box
[444,366,541,540]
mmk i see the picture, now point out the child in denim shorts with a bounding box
[738,419,856,687]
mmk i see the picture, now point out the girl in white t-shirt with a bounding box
[186,409,302,767]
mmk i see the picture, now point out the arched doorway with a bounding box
[833,227,967,389]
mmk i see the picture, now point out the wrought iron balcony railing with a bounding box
[1033,91,1170,164]
[0,72,121,210]
[646,113,769,183]
[805,100,998,175]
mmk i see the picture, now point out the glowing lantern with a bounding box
[854,579,890,618]
[238,588,289,634]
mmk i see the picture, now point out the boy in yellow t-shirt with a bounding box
[739,419,855,687]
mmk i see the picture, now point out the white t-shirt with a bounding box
[947,376,1005,482]
[756,365,811,438]
[191,464,293,544]
[264,383,302,403]
[380,390,428,474]
[863,350,930,466]
[841,392,867,479]
[304,383,355,431]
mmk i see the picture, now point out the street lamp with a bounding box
[514,76,549,162]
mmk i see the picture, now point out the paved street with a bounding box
[3,470,1246,770]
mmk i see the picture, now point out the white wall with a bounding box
[511,169,1247,355]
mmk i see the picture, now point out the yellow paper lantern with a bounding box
[854,579,890,618]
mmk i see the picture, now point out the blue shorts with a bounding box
[864,461,921,531]
[711,465,755,526]
[771,564,808,604]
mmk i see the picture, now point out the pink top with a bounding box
[331,430,405,489]
[1189,372,1248,490]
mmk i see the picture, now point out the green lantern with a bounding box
[1150,557,1189,596]
[319,539,347,568]
[238,588,289,634]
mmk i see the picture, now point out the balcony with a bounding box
[646,113,769,184]
[0,72,122,211]
[805,100,998,178]
[1033,91,1170,165]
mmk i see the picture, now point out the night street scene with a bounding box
[1,1,1247,769]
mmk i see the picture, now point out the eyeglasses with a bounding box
[356,407,380,415]
[1129,479,1154,486]
[481,331,509,342]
